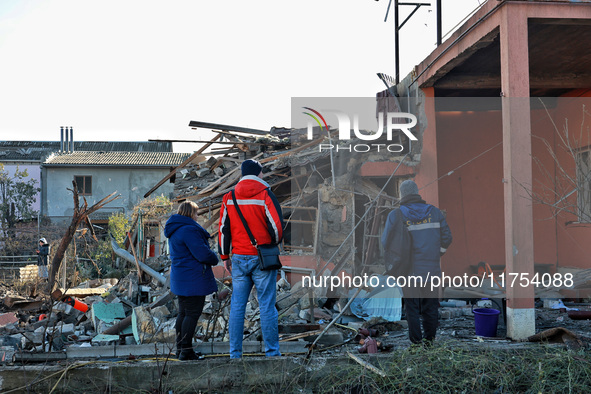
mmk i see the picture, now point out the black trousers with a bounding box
[176,295,206,353]
[403,285,439,344]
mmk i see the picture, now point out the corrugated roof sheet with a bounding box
[0,141,173,162]
[44,151,189,167]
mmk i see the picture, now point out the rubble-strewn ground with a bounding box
[1,266,590,392]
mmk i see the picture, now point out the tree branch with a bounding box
[48,182,120,292]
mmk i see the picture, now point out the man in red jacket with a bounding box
[218,159,284,359]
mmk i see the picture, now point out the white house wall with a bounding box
[43,167,174,220]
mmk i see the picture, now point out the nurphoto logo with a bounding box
[302,107,417,153]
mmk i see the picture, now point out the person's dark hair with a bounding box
[177,201,199,218]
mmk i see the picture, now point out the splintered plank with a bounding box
[201,210,221,232]
[188,120,268,135]
[197,152,264,197]
[144,134,221,198]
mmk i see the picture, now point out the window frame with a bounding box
[74,175,92,196]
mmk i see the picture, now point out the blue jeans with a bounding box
[229,254,280,359]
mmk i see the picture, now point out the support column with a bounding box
[415,87,439,207]
[500,7,535,340]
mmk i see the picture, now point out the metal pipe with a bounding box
[437,0,442,46]
[64,127,69,154]
[70,127,74,152]
[394,0,400,85]
[60,126,64,152]
[110,236,167,286]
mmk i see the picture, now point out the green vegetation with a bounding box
[0,164,41,256]
[76,195,172,281]
[313,344,591,394]
[77,212,131,279]
[0,164,39,229]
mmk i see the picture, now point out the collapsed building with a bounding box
[1,2,591,391]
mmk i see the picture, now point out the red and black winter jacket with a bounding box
[218,176,284,259]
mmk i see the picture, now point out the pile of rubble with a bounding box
[0,275,173,360]
[0,261,416,363]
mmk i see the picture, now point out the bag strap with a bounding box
[231,190,258,247]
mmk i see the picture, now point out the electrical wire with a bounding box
[419,141,503,192]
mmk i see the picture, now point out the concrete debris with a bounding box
[196,167,210,178]
[1,262,591,362]
[131,305,175,344]
[213,166,224,176]
[91,334,120,344]
[91,302,125,331]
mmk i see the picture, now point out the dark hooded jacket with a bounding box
[164,214,218,296]
[382,194,452,279]
[37,244,49,266]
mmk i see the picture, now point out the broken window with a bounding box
[576,149,591,222]
[74,175,92,196]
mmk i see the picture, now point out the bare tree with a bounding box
[48,181,120,292]
[528,101,591,225]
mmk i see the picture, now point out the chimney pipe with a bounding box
[69,127,74,153]
[64,127,69,154]
[60,127,64,152]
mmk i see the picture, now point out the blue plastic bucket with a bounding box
[473,308,500,337]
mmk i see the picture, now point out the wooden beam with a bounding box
[434,73,500,89]
[197,152,264,196]
[148,139,264,145]
[143,134,221,198]
[529,17,591,26]
[421,28,500,88]
[200,210,221,232]
[435,73,591,90]
[188,120,268,135]
[259,133,332,164]
[531,73,591,89]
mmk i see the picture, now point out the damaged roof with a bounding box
[43,151,190,167]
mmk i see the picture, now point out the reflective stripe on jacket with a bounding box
[218,176,284,259]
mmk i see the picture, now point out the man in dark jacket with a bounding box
[165,201,218,360]
[382,179,452,345]
[218,159,284,359]
[37,238,50,278]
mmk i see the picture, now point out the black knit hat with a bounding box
[241,159,263,177]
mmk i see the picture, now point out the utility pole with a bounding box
[385,1,441,85]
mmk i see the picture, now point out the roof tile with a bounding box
[44,151,189,167]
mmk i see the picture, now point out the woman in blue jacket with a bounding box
[164,201,218,360]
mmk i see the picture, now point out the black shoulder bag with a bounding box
[231,191,282,271]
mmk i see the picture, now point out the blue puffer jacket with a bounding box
[164,214,219,296]
[383,194,452,279]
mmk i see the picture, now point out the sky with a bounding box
[0,0,482,152]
